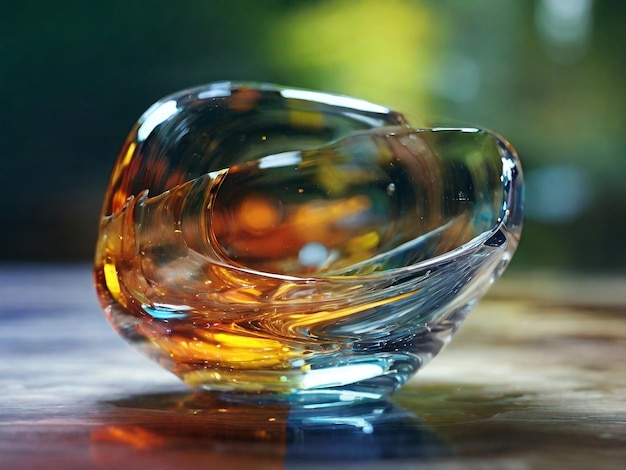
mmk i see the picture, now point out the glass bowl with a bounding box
[94,82,523,405]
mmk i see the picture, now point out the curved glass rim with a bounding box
[109,82,521,285]
[202,217,510,284]
[196,124,519,284]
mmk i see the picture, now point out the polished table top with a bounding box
[1,266,625,469]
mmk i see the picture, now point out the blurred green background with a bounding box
[2,0,624,271]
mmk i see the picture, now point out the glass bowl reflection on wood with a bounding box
[94,82,523,404]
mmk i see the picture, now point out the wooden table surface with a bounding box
[1,265,625,469]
